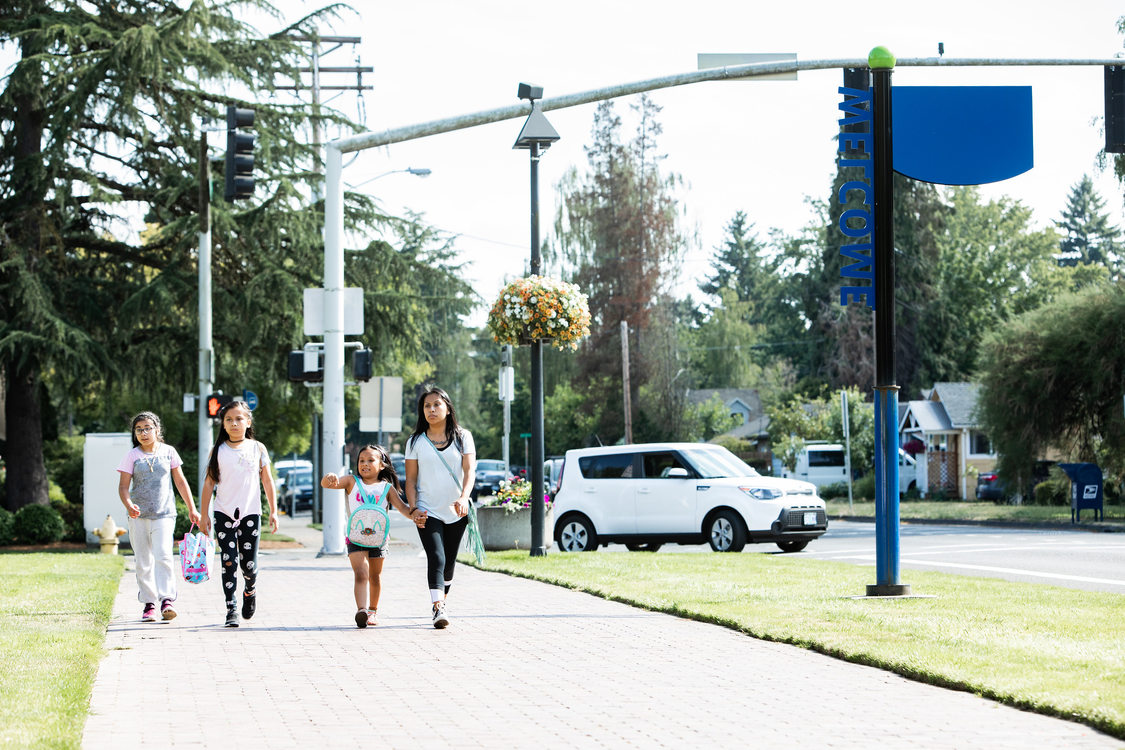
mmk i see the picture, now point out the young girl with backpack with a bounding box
[116,411,200,622]
[321,444,417,628]
[198,399,278,628]
[403,386,479,629]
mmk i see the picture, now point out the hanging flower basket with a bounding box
[487,275,591,351]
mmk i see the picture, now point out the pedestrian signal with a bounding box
[206,393,233,418]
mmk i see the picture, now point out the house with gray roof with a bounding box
[685,388,770,445]
[898,382,997,499]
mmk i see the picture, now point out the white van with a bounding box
[781,444,920,495]
[780,444,848,490]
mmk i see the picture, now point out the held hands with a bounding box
[409,507,428,528]
[453,498,469,518]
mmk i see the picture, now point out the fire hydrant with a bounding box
[91,515,127,554]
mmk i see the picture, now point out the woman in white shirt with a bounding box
[404,386,476,629]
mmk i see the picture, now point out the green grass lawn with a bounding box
[828,498,1125,525]
[0,552,123,750]
[469,550,1125,740]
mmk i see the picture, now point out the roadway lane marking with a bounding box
[896,558,1125,587]
[815,541,1125,557]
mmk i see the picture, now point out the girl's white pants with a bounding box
[128,516,178,604]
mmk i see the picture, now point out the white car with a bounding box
[552,443,826,553]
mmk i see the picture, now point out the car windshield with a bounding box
[478,461,505,472]
[287,470,312,488]
[680,447,760,479]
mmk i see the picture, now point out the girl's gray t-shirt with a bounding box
[116,444,183,519]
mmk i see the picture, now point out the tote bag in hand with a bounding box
[179,524,214,584]
[347,481,391,549]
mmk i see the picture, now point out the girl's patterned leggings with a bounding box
[214,510,260,608]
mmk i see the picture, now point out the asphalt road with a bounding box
[801,519,1125,594]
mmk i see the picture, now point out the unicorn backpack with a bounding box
[347,479,391,549]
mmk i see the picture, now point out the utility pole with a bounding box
[277,35,373,181]
[279,34,371,555]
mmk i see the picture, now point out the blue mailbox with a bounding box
[1058,463,1103,523]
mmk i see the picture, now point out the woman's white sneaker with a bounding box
[432,603,449,629]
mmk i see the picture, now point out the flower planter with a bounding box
[476,505,554,551]
[487,275,591,351]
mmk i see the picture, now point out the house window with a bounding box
[969,430,993,456]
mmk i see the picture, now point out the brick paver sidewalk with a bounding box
[83,519,1123,749]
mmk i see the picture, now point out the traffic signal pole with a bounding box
[320,145,347,556]
[198,132,214,491]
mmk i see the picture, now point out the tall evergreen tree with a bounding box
[548,95,686,443]
[1055,174,1121,270]
[0,2,470,508]
[699,212,772,305]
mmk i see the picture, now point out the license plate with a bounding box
[803,512,817,526]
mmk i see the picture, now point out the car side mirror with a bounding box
[666,467,689,478]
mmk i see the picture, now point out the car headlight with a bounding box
[739,486,784,500]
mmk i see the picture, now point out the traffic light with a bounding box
[287,350,323,382]
[1106,65,1125,154]
[224,105,255,201]
[352,348,373,382]
[206,392,233,418]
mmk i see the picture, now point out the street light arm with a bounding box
[346,167,431,190]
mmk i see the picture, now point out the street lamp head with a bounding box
[345,166,433,190]
[517,82,543,102]
[514,84,560,151]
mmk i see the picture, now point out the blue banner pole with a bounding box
[868,46,910,597]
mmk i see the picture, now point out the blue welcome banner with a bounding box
[892,86,1033,185]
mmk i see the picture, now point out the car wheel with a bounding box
[556,514,598,552]
[625,542,663,552]
[776,539,809,553]
[707,510,746,552]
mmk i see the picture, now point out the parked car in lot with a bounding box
[544,456,565,497]
[552,442,827,554]
[473,459,509,499]
[390,452,405,482]
[279,468,314,515]
[975,471,1005,501]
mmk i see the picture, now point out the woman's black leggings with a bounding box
[214,510,260,608]
[416,515,468,595]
